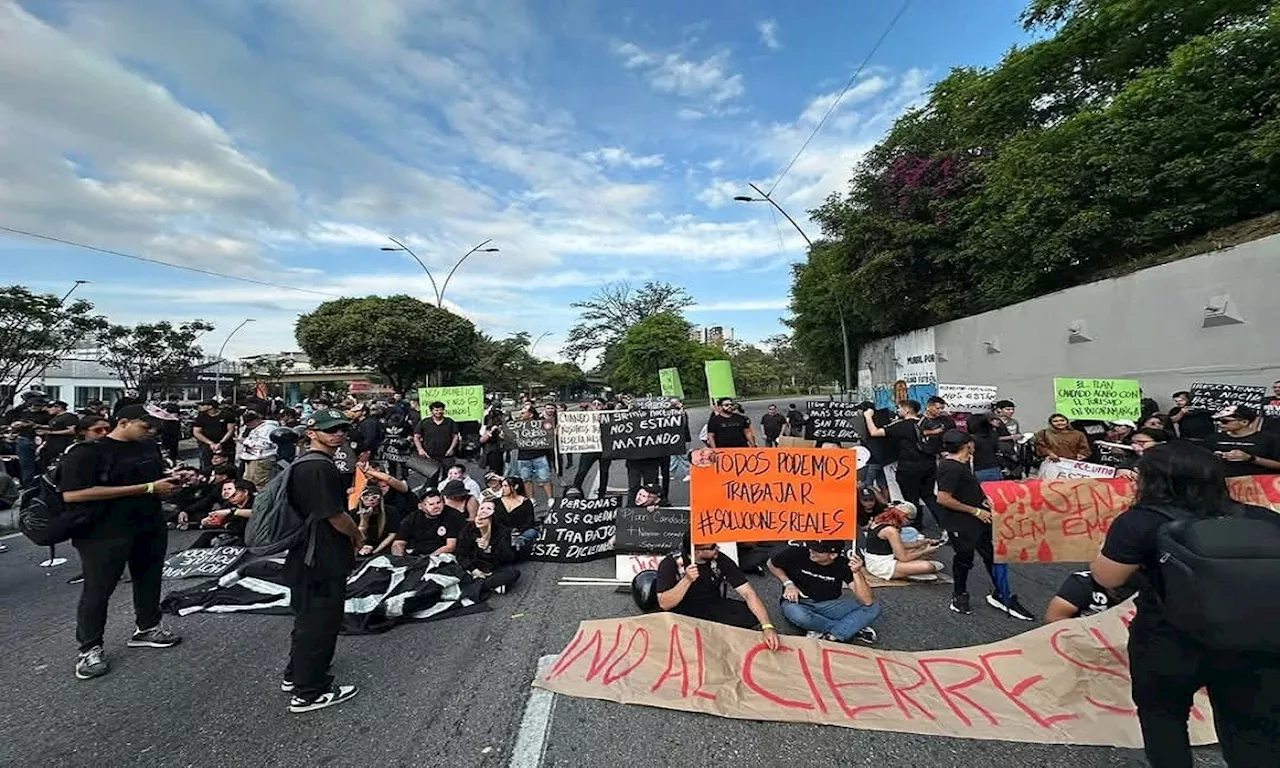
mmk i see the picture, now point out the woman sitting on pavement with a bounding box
[349,486,398,558]
[190,479,255,548]
[456,499,520,595]
[862,502,946,582]
[497,475,538,553]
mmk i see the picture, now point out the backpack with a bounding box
[18,442,110,546]
[242,452,330,559]
[914,419,940,455]
[1152,503,1280,653]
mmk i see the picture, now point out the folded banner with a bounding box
[534,603,1215,748]
[986,475,1280,563]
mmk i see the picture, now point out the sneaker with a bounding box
[281,680,295,693]
[804,630,823,639]
[906,573,939,582]
[491,585,507,595]
[75,646,109,680]
[949,593,972,615]
[851,627,878,645]
[289,684,359,714]
[988,592,1035,622]
[0,542,7,552]
[128,625,182,649]
[67,573,84,585]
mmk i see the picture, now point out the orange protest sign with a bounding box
[986,474,1280,563]
[347,468,368,512]
[689,448,858,544]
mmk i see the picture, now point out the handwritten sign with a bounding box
[417,385,485,422]
[531,496,622,563]
[1039,459,1117,480]
[659,367,685,398]
[615,506,690,554]
[512,419,553,451]
[600,411,686,460]
[986,475,1280,563]
[690,448,858,544]
[1190,382,1266,413]
[535,606,1217,748]
[558,410,618,454]
[938,384,998,412]
[162,546,246,580]
[614,544,741,580]
[804,401,863,442]
[633,397,672,411]
[1053,378,1140,421]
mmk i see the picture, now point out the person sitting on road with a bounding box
[768,541,882,644]
[856,486,886,528]
[190,479,255,548]
[358,461,414,531]
[349,486,397,558]
[391,489,463,558]
[634,483,661,509]
[1044,570,1136,623]
[456,499,520,595]
[497,475,537,549]
[861,503,946,582]
[654,536,779,650]
[174,466,233,529]
[438,463,482,503]
[440,478,478,521]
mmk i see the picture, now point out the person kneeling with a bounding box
[1044,569,1134,623]
[769,541,882,645]
[456,500,520,595]
[862,502,946,582]
[655,540,779,650]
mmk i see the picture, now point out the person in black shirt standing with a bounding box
[3,391,51,484]
[1206,405,1280,477]
[919,396,956,454]
[655,540,778,650]
[759,404,786,448]
[1169,390,1214,443]
[36,400,79,471]
[784,404,806,437]
[60,404,184,681]
[412,401,459,485]
[282,408,361,713]
[862,400,941,531]
[768,541,882,644]
[704,398,754,448]
[192,400,233,471]
[934,430,1033,621]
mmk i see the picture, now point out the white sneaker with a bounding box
[805,630,823,639]
[289,684,359,713]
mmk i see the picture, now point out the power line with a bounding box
[0,224,342,299]
[766,0,913,196]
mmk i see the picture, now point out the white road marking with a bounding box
[510,654,559,768]
[1,531,24,541]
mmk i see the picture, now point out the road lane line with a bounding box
[509,654,559,768]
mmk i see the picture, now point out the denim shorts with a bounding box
[518,455,551,483]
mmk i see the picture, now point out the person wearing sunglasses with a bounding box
[654,535,779,650]
[1206,405,1280,477]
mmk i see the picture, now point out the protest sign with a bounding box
[1053,378,1141,421]
[633,396,671,411]
[690,448,858,544]
[704,360,737,399]
[613,543,739,581]
[805,401,863,442]
[659,367,685,399]
[531,496,622,563]
[600,410,686,460]
[1039,459,1117,480]
[162,546,246,580]
[938,384,998,412]
[417,385,485,422]
[558,410,618,454]
[986,475,1280,563]
[615,506,690,554]
[535,604,1217,748]
[1189,382,1266,412]
[511,419,553,450]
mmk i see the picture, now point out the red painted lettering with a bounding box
[821,647,894,720]
[917,656,999,727]
[742,644,820,711]
[979,649,1078,728]
[692,627,716,701]
[546,628,587,680]
[603,627,651,685]
[795,646,829,714]
[650,624,692,697]
[875,656,936,721]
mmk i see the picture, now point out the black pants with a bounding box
[895,463,942,529]
[657,456,671,501]
[571,453,611,497]
[479,566,520,594]
[285,575,347,701]
[1130,617,1280,768]
[947,515,995,598]
[626,458,662,498]
[678,599,758,629]
[73,529,168,652]
[483,449,505,478]
[764,434,781,448]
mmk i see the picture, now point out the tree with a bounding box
[295,295,479,393]
[608,312,723,397]
[460,332,538,394]
[536,361,588,398]
[96,320,216,397]
[562,281,694,363]
[242,355,297,398]
[0,285,107,397]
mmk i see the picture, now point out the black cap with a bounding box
[441,479,470,498]
[114,404,151,421]
[807,540,845,554]
[639,483,662,497]
[941,429,974,453]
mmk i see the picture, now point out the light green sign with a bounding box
[1053,378,1140,421]
[417,385,485,421]
[659,367,685,399]
[704,360,737,400]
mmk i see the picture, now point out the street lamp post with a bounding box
[214,318,255,403]
[527,332,553,398]
[380,237,500,308]
[734,183,853,395]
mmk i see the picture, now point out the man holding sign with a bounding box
[654,538,779,651]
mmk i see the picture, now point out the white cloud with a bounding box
[798,76,890,125]
[580,146,665,170]
[690,299,787,312]
[756,19,781,51]
[613,41,745,108]
[696,179,743,208]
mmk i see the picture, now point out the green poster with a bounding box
[1053,377,1140,421]
[659,367,685,398]
[704,360,737,400]
[417,385,485,421]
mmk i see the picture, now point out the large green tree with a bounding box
[0,285,107,397]
[295,295,479,393]
[96,320,216,397]
[608,312,724,397]
[562,281,694,364]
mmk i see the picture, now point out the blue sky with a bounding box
[0,0,1034,364]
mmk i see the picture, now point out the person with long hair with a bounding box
[861,503,946,582]
[1033,413,1092,470]
[349,486,397,557]
[497,476,538,552]
[1092,441,1280,767]
[456,499,520,595]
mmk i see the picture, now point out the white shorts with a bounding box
[864,552,899,581]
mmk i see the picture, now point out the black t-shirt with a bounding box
[769,544,853,602]
[918,415,956,455]
[865,410,895,465]
[1171,406,1215,440]
[41,412,80,458]
[284,452,355,581]
[936,457,986,510]
[194,412,230,444]
[885,419,931,469]
[1204,431,1279,477]
[415,417,459,458]
[864,524,895,556]
[706,412,750,447]
[760,413,786,437]
[786,410,806,431]
[351,417,384,455]
[498,497,536,531]
[397,508,466,555]
[4,407,50,439]
[655,552,747,615]
[1055,571,1125,617]
[971,434,1001,471]
[61,438,167,539]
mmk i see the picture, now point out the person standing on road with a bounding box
[784,403,806,437]
[282,408,361,713]
[61,404,184,681]
[759,404,786,448]
[36,400,79,472]
[570,398,611,498]
[412,401,460,485]
[862,401,942,532]
[704,397,755,449]
[192,400,233,471]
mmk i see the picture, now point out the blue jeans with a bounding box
[780,595,882,642]
[518,456,551,483]
[974,467,1003,482]
[972,467,1011,598]
[16,436,37,485]
[513,528,538,550]
[669,453,691,477]
[859,463,888,491]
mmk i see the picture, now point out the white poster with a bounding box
[558,410,621,454]
[938,384,999,412]
[1040,459,1118,480]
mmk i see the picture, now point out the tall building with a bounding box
[687,325,703,343]
[706,326,725,346]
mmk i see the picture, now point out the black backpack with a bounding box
[18,442,110,546]
[1153,502,1280,653]
[243,452,329,560]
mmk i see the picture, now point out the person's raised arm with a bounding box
[846,556,874,605]
[657,562,695,611]
[863,410,886,438]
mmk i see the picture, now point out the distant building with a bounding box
[706,326,725,347]
[687,325,703,343]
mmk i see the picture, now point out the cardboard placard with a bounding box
[804,401,863,442]
[417,385,485,422]
[614,543,739,581]
[690,448,858,544]
[986,475,1280,563]
[615,506,690,554]
[534,604,1217,748]
[633,397,672,411]
[530,496,622,563]
[512,419,554,450]
[776,436,817,449]
[558,410,622,454]
[1039,459,1117,480]
[704,360,737,399]
[1053,378,1141,421]
[1189,382,1266,413]
[162,546,246,580]
[659,368,685,399]
[938,384,998,412]
[600,411,686,460]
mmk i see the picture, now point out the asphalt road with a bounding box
[0,400,1228,768]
